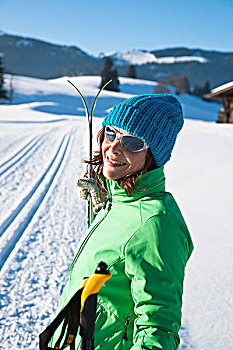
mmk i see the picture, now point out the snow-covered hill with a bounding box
[100,49,209,65]
[3,74,220,122]
[0,76,233,350]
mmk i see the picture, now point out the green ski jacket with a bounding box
[52,167,193,349]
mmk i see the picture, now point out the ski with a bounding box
[67,79,112,227]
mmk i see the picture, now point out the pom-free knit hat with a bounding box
[102,94,184,167]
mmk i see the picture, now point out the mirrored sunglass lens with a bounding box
[122,136,145,151]
[105,126,116,143]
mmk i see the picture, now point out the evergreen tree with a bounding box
[203,80,210,94]
[0,56,8,103]
[99,57,119,92]
[126,64,136,79]
[192,80,210,99]
[192,84,203,97]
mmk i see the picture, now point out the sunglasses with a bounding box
[104,125,149,152]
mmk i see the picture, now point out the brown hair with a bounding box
[83,126,156,197]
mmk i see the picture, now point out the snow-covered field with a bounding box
[0,75,232,350]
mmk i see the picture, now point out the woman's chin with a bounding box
[103,166,124,180]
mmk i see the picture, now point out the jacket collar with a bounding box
[105,167,165,202]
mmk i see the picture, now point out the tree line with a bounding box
[99,57,210,97]
[154,74,210,97]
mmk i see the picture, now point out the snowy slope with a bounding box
[3,74,220,121]
[0,76,232,350]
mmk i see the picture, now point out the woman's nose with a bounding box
[109,138,122,153]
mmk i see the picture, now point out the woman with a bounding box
[51,94,193,349]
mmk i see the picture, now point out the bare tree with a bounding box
[8,72,15,105]
[172,75,190,94]
[0,55,8,103]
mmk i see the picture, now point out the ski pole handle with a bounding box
[80,262,112,350]
[80,262,112,312]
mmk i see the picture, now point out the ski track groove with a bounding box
[0,130,57,179]
[0,135,38,170]
[0,129,73,273]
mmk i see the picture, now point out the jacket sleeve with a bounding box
[124,213,192,350]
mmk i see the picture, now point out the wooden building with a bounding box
[204,81,233,123]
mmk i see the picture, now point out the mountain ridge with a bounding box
[1,32,233,89]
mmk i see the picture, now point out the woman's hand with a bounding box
[76,168,104,215]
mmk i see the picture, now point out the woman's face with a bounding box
[102,126,147,180]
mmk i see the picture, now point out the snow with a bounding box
[100,50,158,65]
[0,75,232,349]
[100,49,209,65]
[16,39,33,48]
[155,55,209,64]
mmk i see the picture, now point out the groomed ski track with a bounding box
[0,118,89,349]
[0,131,72,271]
[0,134,46,178]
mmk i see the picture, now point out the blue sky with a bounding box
[0,0,232,56]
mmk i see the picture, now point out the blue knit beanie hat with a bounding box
[102,94,184,167]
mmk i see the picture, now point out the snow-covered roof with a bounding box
[205,80,233,98]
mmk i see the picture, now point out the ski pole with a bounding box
[39,262,111,350]
[79,262,112,350]
[67,80,112,228]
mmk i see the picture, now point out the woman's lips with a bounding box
[106,156,126,167]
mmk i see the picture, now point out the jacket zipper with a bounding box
[69,203,111,275]
[122,308,134,341]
